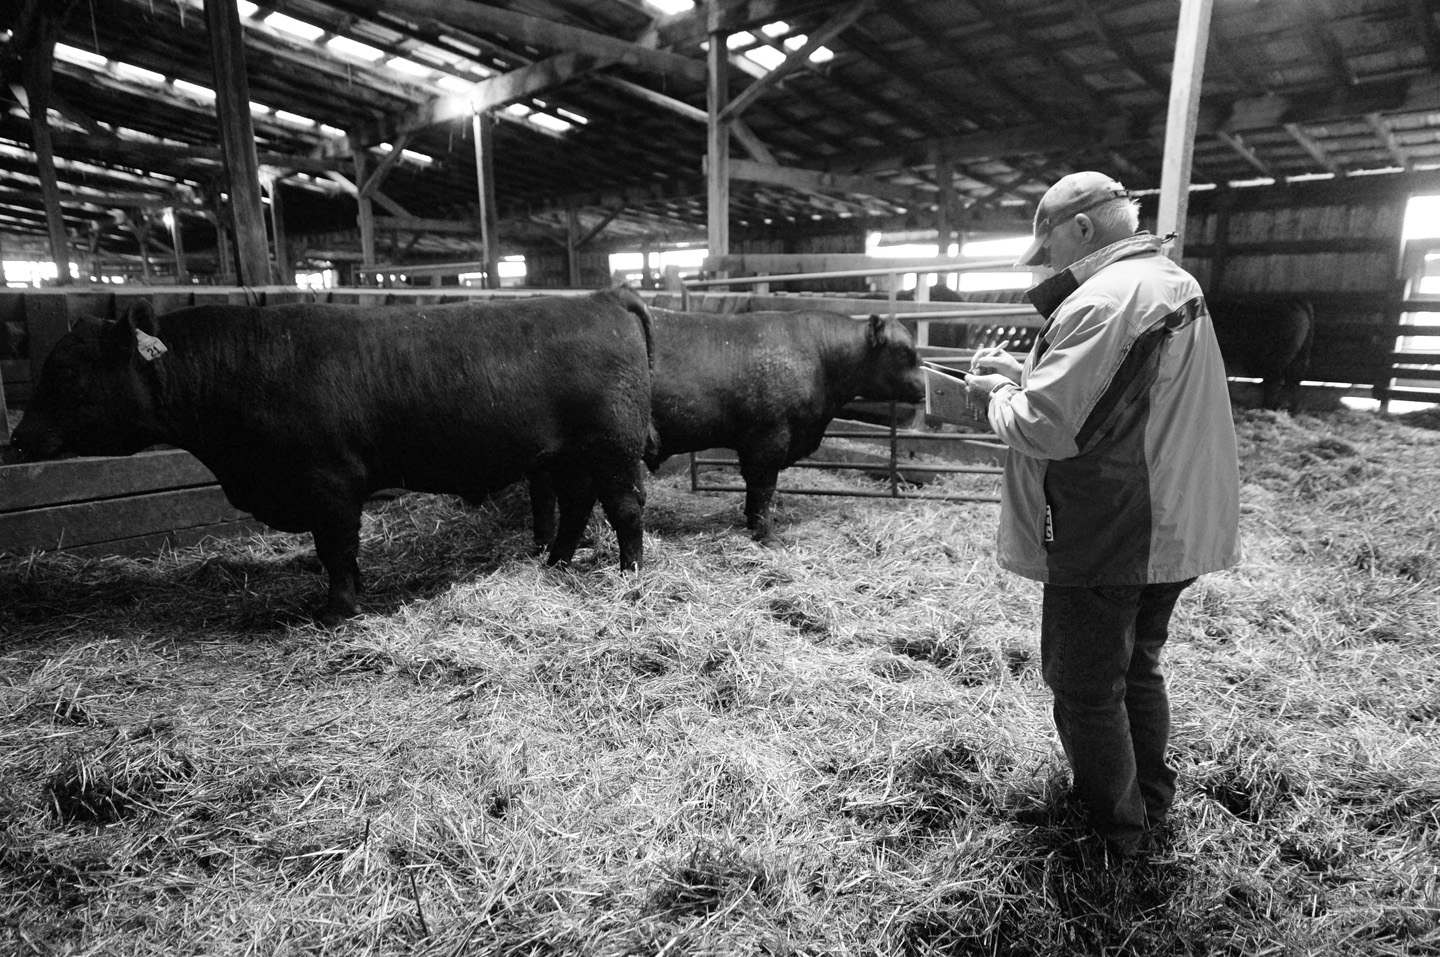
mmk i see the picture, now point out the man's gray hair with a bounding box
[1088,198,1141,236]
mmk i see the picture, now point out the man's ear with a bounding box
[1074,213,1095,242]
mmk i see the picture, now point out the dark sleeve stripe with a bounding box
[1072,297,1202,453]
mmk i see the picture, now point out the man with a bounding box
[965,171,1241,858]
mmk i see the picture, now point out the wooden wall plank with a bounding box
[0,449,219,513]
[0,485,250,554]
[23,295,74,385]
[61,516,268,559]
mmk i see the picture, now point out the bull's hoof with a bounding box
[315,604,359,628]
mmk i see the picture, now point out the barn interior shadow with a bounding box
[0,492,542,642]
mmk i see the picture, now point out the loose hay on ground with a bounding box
[1,408,1438,955]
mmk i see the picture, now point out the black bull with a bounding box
[10,290,655,624]
[530,309,927,542]
[1208,297,1315,410]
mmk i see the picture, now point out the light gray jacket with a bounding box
[986,233,1242,586]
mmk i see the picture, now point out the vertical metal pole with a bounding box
[888,400,900,499]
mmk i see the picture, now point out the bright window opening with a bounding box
[54,44,106,69]
[264,12,325,41]
[527,113,572,134]
[326,36,386,61]
[386,57,431,77]
[114,62,166,85]
[643,0,695,14]
[173,79,215,100]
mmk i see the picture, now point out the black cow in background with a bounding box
[11,290,655,624]
[1208,297,1315,411]
[532,308,926,543]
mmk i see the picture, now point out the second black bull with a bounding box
[10,290,655,624]
[531,308,927,543]
[1208,297,1315,411]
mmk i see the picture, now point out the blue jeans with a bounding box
[1040,578,1196,852]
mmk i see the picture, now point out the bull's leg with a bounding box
[546,473,597,568]
[739,456,783,541]
[593,459,647,571]
[311,511,364,627]
[1261,376,1284,411]
[526,469,558,553]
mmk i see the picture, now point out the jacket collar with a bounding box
[1024,232,1168,320]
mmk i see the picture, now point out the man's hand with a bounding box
[966,372,1014,401]
[970,343,1023,382]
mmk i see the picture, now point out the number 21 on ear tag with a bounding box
[135,329,168,361]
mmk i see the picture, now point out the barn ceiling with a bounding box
[4,0,1440,275]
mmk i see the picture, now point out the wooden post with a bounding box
[706,14,730,267]
[132,214,153,283]
[566,206,582,287]
[167,207,190,285]
[266,176,294,285]
[935,148,954,257]
[350,137,377,272]
[21,14,74,286]
[205,0,270,284]
[1156,0,1215,262]
[471,110,501,289]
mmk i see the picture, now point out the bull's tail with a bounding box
[615,284,656,373]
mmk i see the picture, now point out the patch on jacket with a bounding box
[1045,504,1054,543]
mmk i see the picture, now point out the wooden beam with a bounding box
[576,205,626,248]
[3,125,345,176]
[472,110,499,289]
[266,176,293,285]
[1283,122,1343,176]
[729,158,920,206]
[205,0,270,284]
[1216,130,1277,178]
[350,137,377,268]
[595,75,774,163]
[1067,0,1170,96]
[1156,0,1214,261]
[359,134,410,199]
[351,0,705,84]
[707,13,730,260]
[167,207,190,284]
[966,0,1109,115]
[383,50,617,141]
[19,2,76,285]
[1366,113,1412,170]
[652,0,846,49]
[1406,0,1440,69]
[717,0,872,124]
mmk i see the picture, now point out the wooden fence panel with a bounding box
[0,485,250,555]
[0,449,218,512]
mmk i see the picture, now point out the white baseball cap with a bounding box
[1016,171,1130,268]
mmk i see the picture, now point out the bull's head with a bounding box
[10,300,169,460]
[859,313,926,404]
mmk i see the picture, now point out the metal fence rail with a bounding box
[687,402,1004,504]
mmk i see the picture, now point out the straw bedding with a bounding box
[1,407,1437,955]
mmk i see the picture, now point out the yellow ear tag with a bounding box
[135,329,168,362]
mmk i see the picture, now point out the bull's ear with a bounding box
[122,299,159,337]
[867,313,888,345]
[105,299,163,360]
